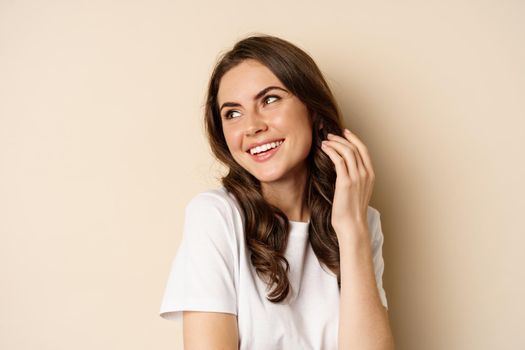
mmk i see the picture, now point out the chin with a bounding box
[250,169,285,183]
[253,173,282,183]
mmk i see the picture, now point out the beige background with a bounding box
[1,0,524,349]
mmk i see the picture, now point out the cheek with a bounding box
[302,134,313,154]
[279,103,310,128]
[298,124,314,154]
[222,127,244,152]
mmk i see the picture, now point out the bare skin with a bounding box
[260,162,310,222]
[322,129,395,349]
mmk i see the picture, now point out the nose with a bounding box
[244,110,268,137]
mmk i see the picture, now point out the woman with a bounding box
[160,34,395,349]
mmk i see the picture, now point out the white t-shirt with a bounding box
[159,187,388,349]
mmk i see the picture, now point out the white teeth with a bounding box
[250,140,283,155]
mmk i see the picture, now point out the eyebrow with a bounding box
[219,86,288,113]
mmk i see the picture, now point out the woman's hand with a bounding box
[321,128,375,239]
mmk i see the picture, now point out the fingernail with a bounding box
[344,128,350,133]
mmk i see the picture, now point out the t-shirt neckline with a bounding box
[289,220,310,225]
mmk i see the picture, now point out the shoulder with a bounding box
[186,186,239,210]
[184,186,242,226]
[180,187,243,253]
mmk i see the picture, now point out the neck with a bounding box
[261,165,310,222]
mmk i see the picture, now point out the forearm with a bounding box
[337,226,395,350]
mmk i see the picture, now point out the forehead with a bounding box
[217,59,284,104]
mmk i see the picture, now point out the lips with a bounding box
[245,138,286,153]
[247,139,284,163]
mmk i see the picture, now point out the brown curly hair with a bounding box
[204,34,346,302]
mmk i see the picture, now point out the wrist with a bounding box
[333,220,368,237]
[334,223,370,247]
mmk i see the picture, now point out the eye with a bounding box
[224,110,241,120]
[263,95,280,105]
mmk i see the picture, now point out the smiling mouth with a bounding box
[247,139,285,156]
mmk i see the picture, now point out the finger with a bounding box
[342,129,375,177]
[323,139,360,182]
[326,133,367,178]
[321,141,350,180]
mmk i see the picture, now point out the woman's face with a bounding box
[217,59,313,184]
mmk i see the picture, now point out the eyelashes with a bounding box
[224,110,241,120]
[223,95,281,120]
[263,95,279,105]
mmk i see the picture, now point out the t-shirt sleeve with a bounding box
[159,193,238,322]
[369,207,389,310]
